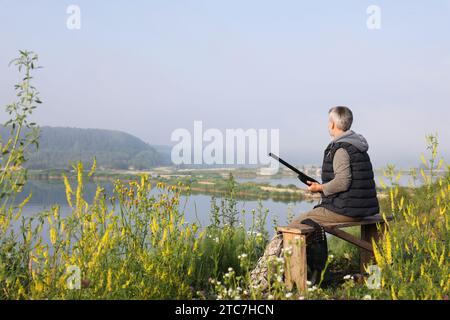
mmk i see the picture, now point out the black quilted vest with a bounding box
[315,141,379,217]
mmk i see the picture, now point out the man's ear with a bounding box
[330,120,335,130]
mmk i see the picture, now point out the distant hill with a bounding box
[0,126,172,170]
[151,144,173,161]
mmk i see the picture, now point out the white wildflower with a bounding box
[308,285,317,292]
[239,253,248,259]
[283,246,293,256]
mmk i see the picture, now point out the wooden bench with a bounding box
[276,214,393,293]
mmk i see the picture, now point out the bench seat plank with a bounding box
[276,214,392,235]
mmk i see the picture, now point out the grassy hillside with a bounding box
[0,125,171,170]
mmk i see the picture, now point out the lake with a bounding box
[14,173,423,241]
[15,179,315,238]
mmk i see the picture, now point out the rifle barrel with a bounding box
[269,152,301,175]
[268,152,319,185]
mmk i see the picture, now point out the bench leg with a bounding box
[282,233,307,294]
[360,223,383,274]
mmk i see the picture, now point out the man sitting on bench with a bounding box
[289,106,380,284]
[250,106,380,288]
[291,106,379,225]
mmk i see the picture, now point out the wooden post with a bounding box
[282,232,307,294]
[360,223,383,273]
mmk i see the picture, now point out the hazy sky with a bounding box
[1,0,449,168]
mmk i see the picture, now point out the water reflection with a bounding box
[16,180,316,239]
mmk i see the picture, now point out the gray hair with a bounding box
[328,106,353,131]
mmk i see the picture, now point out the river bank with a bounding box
[27,168,323,202]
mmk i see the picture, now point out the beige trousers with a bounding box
[288,206,361,228]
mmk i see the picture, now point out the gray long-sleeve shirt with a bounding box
[322,148,352,196]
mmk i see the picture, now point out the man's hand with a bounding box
[307,181,323,193]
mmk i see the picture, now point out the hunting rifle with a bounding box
[268,153,319,185]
